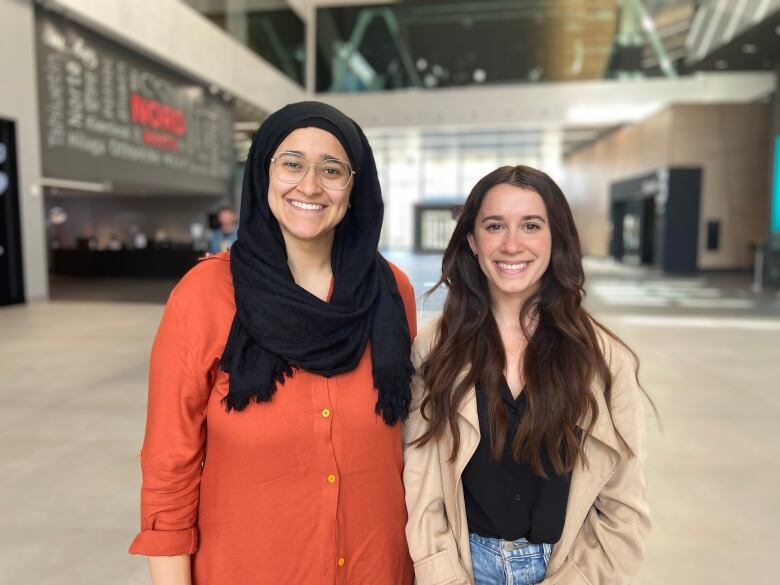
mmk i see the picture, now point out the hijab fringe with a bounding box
[221,355,293,412]
[373,362,415,425]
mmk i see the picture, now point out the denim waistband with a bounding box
[469,533,552,559]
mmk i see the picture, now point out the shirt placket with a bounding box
[311,374,342,582]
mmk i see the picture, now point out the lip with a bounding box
[287,198,328,212]
[494,260,531,275]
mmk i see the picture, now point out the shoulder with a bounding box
[411,316,441,367]
[167,251,234,321]
[590,321,644,417]
[592,322,637,376]
[385,259,413,297]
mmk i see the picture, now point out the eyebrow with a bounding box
[481,214,547,223]
[279,149,345,162]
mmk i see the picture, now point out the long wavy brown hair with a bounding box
[414,165,642,477]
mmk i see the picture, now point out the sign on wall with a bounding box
[0,118,25,305]
[36,10,235,195]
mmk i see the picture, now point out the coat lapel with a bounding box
[546,383,622,572]
[437,384,479,542]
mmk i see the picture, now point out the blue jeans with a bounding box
[469,533,552,585]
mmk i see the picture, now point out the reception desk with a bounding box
[52,248,203,279]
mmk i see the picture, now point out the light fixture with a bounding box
[714,59,728,69]
[48,206,68,225]
[472,69,486,83]
[742,44,757,54]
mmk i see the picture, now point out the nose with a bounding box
[502,229,522,255]
[296,165,321,198]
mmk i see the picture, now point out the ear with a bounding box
[466,233,478,256]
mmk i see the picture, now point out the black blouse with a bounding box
[462,378,571,544]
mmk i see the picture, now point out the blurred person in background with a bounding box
[208,205,239,253]
[404,166,650,585]
[130,101,417,585]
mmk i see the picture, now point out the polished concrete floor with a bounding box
[1,255,779,584]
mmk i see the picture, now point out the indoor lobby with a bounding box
[2,1,780,584]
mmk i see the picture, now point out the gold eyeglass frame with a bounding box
[270,151,356,190]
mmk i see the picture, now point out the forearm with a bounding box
[148,555,192,585]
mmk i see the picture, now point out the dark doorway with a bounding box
[609,196,655,266]
[609,168,701,274]
[0,118,25,306]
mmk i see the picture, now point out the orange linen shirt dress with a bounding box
[129,252,417,585]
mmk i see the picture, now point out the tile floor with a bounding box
[1,255,778,584]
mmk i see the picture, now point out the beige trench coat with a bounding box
[403,319,650,585]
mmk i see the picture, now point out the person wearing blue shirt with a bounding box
[209,206,238,253]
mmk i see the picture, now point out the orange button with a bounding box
[337,557,345,567]
[327,474,337,483]
[321,408,331,418]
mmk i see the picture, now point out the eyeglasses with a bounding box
[270,151,356,190]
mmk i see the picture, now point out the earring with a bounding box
[347,203,352,209]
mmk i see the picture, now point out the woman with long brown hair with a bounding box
[404,165,650,585]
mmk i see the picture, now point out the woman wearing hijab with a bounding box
[403,166,650,585]
[129,102,416,585]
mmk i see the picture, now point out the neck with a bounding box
[283,232,334,286]
[491,297,526,332]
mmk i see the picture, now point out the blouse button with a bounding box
[327,474,337,484]
[514,493,522,502]
[321,408,331,418]
[337,557,346,567]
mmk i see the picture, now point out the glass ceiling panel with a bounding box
[183,0,305,86]
[316,0,777,93]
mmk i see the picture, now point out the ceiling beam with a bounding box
[318,72,775,130]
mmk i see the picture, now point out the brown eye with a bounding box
[321,165,344,177]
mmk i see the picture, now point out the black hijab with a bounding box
[220,101,413,425]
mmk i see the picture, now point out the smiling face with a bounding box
[267,127,353,249]
[466,183,552,308]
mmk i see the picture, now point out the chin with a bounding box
[288,228,325,241]
[489,276,541,299]
[498,285,534,298]
[286,221,332,242]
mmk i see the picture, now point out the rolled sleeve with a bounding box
[129,289,211,557]
[129,527,198,556]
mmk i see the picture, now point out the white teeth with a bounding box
[497,261,528,271]
[290,200,325,211]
